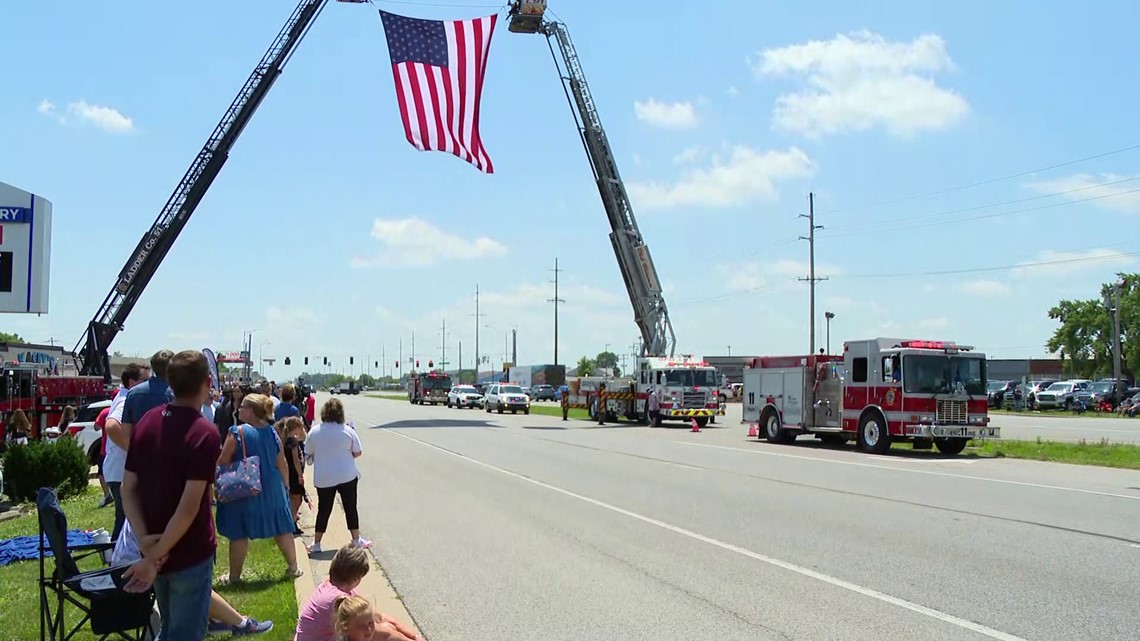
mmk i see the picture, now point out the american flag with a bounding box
[379,10,498,173]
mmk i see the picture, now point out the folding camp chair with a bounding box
[37,487,155,641]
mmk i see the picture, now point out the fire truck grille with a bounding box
[682,391,706,409]
[936,399,968,424]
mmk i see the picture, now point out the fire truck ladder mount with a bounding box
[72,0,330,380]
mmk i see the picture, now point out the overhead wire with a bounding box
[817,142,1140,215]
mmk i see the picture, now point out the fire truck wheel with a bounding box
[762,410,794,444]
[857,412,891,454]
[933,438,967,456]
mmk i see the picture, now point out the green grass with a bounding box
[526,404,591,420]
[0,486,298,640]
[366,393,407,402]
[891,437,1140,469]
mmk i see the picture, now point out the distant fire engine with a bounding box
[742,338,998,455]
[567,355,720,426]
[0,364,108,440]
[408,367,452,406]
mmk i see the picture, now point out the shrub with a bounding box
[1,438,91,503]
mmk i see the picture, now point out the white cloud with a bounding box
[727,86,740,97]
[1011,248,1137,278]
[671,146,704,164]
[1023,173,1140,215]
[628,145,814,211]
[959,279,1010,297]
[917,317,950,331]
[38,99,135,133]
[633,99,699,129]
[351,218,508,268]
[754,31,968,138]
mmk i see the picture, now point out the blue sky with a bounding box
[3,0,1139,381]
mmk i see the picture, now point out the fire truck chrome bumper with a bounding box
[904,424,1000,439]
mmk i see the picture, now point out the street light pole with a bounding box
[825,311,835,354]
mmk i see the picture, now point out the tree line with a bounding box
[1047,272,1136,379]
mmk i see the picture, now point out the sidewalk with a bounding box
[292,475,421,639]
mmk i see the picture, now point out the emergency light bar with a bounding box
[899,340,974,351]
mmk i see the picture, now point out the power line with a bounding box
[825,175,1140,232]
[837,246,1140,280]
[820,142,1140,215]
[820,187,1140,240]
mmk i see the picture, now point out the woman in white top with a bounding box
[305,398,371,553]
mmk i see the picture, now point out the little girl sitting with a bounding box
[295,545,419,641]
[333,596,375,641]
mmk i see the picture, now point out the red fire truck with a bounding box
[1,364,109,441]
[408,370,452,406]
[742,338,998,455]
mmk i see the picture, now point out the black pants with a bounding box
[108,481,126,541]
[315,477,360,533]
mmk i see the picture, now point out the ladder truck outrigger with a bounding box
[509,1,720,426]
[71,0,332,379]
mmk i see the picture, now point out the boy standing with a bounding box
[121,350,221,641]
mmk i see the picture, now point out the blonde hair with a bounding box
[280,383,297,403]
[328,544,371,586]
[241,393,274,423]
[275,416,305,442]
[333,595,372,637]
[321,398,346,424]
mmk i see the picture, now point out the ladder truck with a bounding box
[508,2,719,426]
[72,0,332,380]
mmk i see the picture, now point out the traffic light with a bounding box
[323,357,328,366]
[285,357,291,365]
[415,360,420,368]
[304,357,309,365]
[428,360,434,368]
[350,357,354,365]
[375,361,378,368]
[395,361,400,369]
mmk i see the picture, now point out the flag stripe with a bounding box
[381,10,496,173]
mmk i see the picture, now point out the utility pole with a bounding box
[440,318,447,369]
[472,285,484,383]
[411,331,416,371]
[1106,279,1125,396]
[399,338,402,380]
[799,192,827,355]
[459,341,463,380]
[511,328,517,367]
[549,258,565,366]
[382,345,386,379]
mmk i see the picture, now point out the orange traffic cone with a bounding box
[690,418,701,433]
[746,423,758,438]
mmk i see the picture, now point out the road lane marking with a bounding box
[372,423,1030,641]
[676,442,1140,501]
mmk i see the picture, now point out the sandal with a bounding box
[215,573,241,586]
[286,566,304,578]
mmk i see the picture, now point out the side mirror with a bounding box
[882,358,893,383]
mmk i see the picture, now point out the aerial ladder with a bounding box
[508,1,676,358]
[73,0,331,380]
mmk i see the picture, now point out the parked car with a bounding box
[1035,381,1088,410]
[529,384,557,401]
[484,384,530,414]
[68,399,113,464]
[447,385,484,409]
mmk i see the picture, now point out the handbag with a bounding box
[215,425,262,503]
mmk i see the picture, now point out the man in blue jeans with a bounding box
[121,350,221,641]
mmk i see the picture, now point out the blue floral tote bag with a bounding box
[215,425,262,503]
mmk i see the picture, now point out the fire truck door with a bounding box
[782,370,805,426]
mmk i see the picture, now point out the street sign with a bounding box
[0,180,52,313]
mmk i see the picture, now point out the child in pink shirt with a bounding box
[295,546,419,641]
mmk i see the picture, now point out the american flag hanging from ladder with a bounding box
[378,9,498,173]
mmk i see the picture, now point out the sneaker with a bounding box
[206,619,231,634]
[306,542,322,554]
[232,618,274,636]
[98,495,113,508]
[353,537,373,549]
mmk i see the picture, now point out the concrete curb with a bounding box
[292,475,421,639]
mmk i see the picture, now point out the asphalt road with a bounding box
[325,393,1140,641]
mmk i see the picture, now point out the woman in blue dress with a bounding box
[215,393,302,583]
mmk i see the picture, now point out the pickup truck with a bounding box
[331,381,359,395]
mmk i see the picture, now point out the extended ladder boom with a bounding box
[530,16,675,358]
[73,0,330,379]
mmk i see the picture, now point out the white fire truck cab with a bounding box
[567,355,720,426]
[742,338,997,455]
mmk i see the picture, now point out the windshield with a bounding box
[902,355,986,395]
[424,376,451,390]
[1046,382,1071,392]
[662,369,719,387]
[499,385,523,394]
[1087,382,1113,394]
[453,386,477,394]
[986,381,1006,392]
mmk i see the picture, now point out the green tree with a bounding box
[1046,273,1137,379]
[0,332,25,343]
[576,356,596,376]
[112,350,124,358]
[359,373,377,387]
[595,350,620,376]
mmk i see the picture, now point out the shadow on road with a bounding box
[371,419,503,429]
[522,425,568,430]
[739,437,995,461]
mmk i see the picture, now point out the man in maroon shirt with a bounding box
[121,350,221,641]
